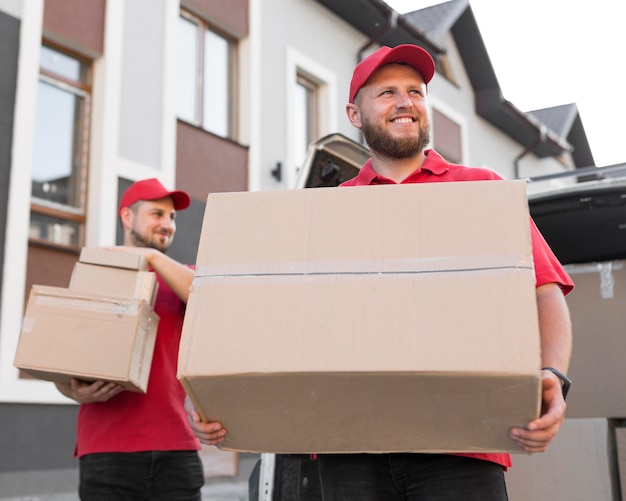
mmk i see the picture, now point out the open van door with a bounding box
[251,133,368,501]
[293,133,369,189]
[528,177,626,264]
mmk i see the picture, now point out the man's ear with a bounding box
[119,207,132,229]
[346,103,362,129]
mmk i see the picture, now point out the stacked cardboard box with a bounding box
[14,248,159,393]
[178,180,542,454]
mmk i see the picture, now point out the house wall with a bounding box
[0,0,249,488]
[0,2,80,484]
[428,32,574,182]
[251,0,366,192]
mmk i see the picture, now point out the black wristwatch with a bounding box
[542,367,572,400]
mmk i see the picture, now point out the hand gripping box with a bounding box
[14,285,159,393]
[178,181,541,453]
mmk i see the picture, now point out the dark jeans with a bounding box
[318,453,508,501]
[79,450,204,501]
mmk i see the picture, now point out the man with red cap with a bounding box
[312,44,574,500]
[55,178,219,499]
[187,45,574,499]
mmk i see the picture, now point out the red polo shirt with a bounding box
[75,267,200,457]
[341,149,574,468]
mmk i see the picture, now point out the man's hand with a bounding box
[55,378,124,404]
[104,245,194,303]
[509,370,566,453]
[184,395,226,446]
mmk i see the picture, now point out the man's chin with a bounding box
[152,239,171,253]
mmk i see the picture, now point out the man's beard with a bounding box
[361,115,430,159]
[129,227,170,253]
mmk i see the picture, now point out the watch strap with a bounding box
[542,367,571,400]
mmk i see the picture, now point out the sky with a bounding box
[384,0,626,167]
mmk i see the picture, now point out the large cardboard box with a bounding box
[14,285,159,392]
[178,181,541,453]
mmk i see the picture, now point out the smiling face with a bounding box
[347,63,431,160]
[121,197,177,252]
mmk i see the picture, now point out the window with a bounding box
[293,73,319,170]
[285,48,337,188]
[432,108,463,164]
[30,45,91,247]
[177,11,234,139]
[434,54,457,86]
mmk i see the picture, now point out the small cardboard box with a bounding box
[78,247,149,271]
[178,181,541,453]
[69,262,158,307]
[14,285,159,392]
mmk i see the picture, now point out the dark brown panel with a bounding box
[20,244,79,381]
[43,0,106,55]
[176,121,248,202]
[184,0,248,37]
[24,244,78,307]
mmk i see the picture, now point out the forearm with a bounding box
[510,283,572,451]
[145,250,194,303]
[536,283,572,373]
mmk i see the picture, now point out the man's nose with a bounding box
[395,91,414,109]
[160,217,174,231]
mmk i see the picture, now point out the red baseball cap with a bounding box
[118,178,191,215]
[349,44,435,103]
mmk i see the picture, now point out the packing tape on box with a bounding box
[34,291,141,317]
[194,253,533,279]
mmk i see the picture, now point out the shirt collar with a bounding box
[353,149,450,185]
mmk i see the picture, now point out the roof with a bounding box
[313,0,595,169]
[529,104,595,168]
[403,0,469,43]
[313,0,446,56]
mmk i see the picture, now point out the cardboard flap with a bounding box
[195,181,532,277]
[79,247,149,271]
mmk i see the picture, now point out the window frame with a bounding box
[285,47,337,188]
[29,42,92,249]
[178,10,236,139]
[293,72,320,171]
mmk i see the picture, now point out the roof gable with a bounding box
[530,104,595,167]
[314,0,595,169]
[404,0,468,43]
